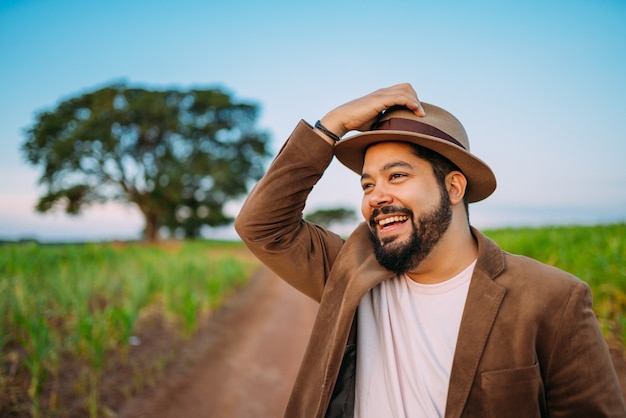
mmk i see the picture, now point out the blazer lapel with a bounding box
[445,229,506,418]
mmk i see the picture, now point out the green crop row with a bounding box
[0,240,258,417]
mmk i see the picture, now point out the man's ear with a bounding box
[446,171,467,205]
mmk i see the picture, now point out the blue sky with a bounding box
[1,0,625,241]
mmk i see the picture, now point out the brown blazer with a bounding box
[235,121,626,418]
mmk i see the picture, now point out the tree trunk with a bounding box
[143,212,160,242]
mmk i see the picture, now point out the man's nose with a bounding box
[368,186,393,208]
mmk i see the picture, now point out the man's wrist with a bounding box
[314,120,342,143]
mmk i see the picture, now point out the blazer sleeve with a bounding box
[234,120,345,302]
[545,280,626,417]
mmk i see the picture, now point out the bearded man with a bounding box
[235,83,625,418]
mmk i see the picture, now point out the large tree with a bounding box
[22,83,271,241]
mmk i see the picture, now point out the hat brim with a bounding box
[334,130,496,203]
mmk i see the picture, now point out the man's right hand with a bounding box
[314,83,425,144]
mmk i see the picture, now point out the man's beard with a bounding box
[368,186,452,274]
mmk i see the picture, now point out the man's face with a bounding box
[360,142,452,274]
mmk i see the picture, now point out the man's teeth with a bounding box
[378,216,409,226]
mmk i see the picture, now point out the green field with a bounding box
[0,239,259,417]
[0,223,624,417]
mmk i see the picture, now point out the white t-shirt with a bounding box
[355,261,475,418]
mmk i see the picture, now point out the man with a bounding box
[234,84,626,417]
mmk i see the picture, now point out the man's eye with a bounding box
[390,173,406,180]
[361,183,373,191]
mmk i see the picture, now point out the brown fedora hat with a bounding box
[334,103,496,203]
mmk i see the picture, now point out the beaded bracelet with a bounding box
[315,120,342,143]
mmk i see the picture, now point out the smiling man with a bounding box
[235,84,625,417]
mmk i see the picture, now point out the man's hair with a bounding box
[409,144,470,219]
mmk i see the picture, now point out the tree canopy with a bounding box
[21,83,271,241]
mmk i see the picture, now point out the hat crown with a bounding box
[375,104,470,151]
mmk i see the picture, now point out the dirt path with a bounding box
[118,268,318,418]
[117,266,626,418]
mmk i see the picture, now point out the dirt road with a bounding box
[118,268,318,418]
